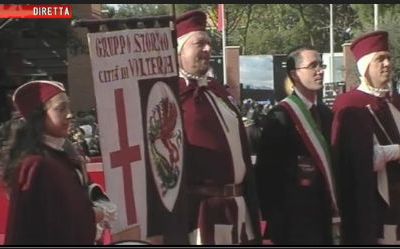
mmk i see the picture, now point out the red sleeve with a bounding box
[332,107,378,244]
[17,155,43,191]
[6,155,96,245]
[6,155,47,244]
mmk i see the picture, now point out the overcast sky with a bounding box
[240,55,274,90]
[107,4,120,10]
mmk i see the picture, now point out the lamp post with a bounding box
[330,4,335,83]
[220,4,227,85]
[374,4,379,30]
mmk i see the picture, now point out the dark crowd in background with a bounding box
[0,96,271,161]
[0,107,101,159]
[240,98,275,157]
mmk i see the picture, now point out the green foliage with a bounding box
[108,3,400,61]
[351,4,374,28]
[244,5,309,54]
[352,4,400,78]
[102,3,400,84]
[351,4,400,30]
[103,4,116,18]
[113,4,170,17]
[223,4,359,55]
[174,4,202,16]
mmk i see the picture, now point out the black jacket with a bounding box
[255,97,334,245]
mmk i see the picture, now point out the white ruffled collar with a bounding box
[357,77,390,98]
[43,134,65,151]
[179,69,208,87]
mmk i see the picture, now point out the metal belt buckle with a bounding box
[224,184,235,196]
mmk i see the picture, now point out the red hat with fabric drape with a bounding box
[12,80,65,118]
[350,30,389,62]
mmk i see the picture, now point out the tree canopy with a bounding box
[106,3,400,64]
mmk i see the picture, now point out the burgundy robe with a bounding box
[332,89,400,244]
[179,77,261,244]
[5,145,96,245]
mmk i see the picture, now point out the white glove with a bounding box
[93,199,118,225]
[88,183,118,241]
[332,217,341,245]
[93,199,118,241]
[95,222,104,241]
[373,144,400,171]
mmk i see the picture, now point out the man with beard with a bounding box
[176,10,261,245]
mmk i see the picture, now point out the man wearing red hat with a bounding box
[176,10,261,244]
[332,31,400,244]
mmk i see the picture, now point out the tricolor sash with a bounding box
[280,95,339,216]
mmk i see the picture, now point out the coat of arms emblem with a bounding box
[146,81,183,212]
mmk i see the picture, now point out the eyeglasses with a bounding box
[295,63,327,71]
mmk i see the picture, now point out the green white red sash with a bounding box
[280,95,338,215]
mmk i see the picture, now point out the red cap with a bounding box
[176,10,207,38]
[13,80,65,118]
[350,30,389,62]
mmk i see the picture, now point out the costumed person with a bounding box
[2,80,115,245]
[255,45,340,245]
[176,10,261,245]
[332,30,400,245]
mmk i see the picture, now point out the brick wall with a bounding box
[342,42,360,92]
[225,46,241,103]
[67,4,102,112]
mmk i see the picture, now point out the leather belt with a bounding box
[188,183,243,197]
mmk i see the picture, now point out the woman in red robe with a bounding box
[2,80,97,245]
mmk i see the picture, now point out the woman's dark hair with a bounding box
[2,106,46,187]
